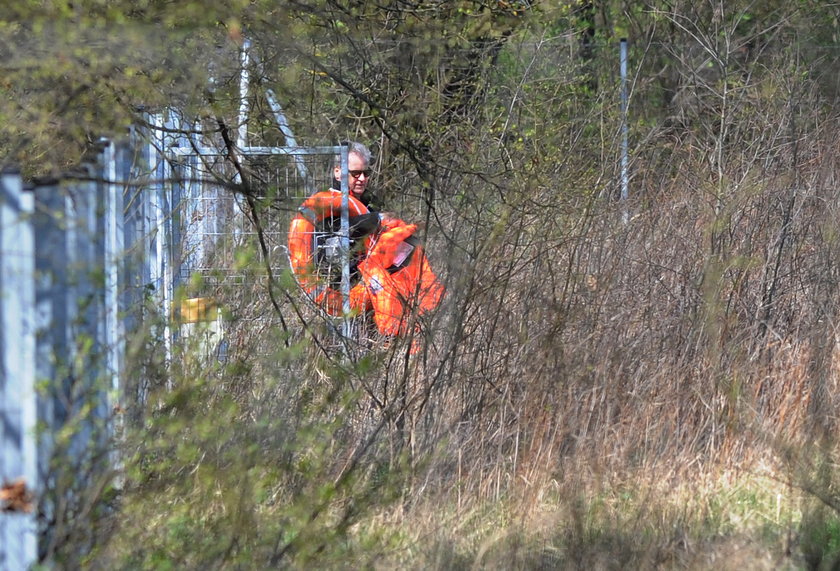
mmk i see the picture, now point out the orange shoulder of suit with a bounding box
[287,190,369,291]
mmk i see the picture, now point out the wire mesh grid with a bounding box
[169,149,377,359]
[172,152,318,280]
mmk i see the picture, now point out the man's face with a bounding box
[334,152,370,198]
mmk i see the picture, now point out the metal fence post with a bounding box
[620,37,629,222]
[149,114,173,368]
[33,177,66,557]
[339,145,352,340]
[102,142,126,406]
[0,168,38,570]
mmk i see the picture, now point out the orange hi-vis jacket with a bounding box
[357,221,444,337]
[287,190,372,315]
[289,192,444,341]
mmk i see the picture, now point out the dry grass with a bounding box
[295,105,840,568]
[105,49,840,568]
[354,460,810,569]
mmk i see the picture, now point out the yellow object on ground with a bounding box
[173,297,219,324]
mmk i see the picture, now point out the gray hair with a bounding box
[334,141,372,168]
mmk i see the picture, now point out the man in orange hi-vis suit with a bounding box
[288,142,379,315]
[288,142,444,347]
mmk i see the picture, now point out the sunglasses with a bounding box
[349,169,372,178]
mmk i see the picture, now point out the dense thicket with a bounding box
[6,1,840,567]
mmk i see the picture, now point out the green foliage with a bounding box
[800,508,840,571]
[104,317,408,568]
[13,0,840,567]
